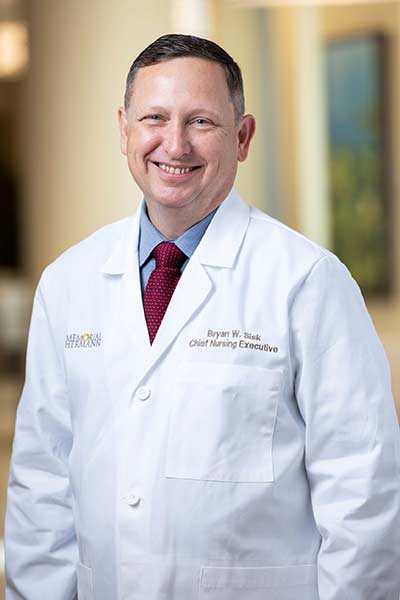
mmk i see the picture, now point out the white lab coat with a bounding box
[5,188,400,600]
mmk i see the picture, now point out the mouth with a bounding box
[151,161,202,176]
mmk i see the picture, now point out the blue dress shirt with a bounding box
[138,203,217,293]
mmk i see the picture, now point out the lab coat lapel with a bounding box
[101,201,151,387]
[119,240,151,366]
[149,188,250,365]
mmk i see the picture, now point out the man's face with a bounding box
[118,57,255,226]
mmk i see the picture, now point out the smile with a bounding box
[153,162,201,175]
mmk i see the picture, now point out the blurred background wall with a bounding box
[1,0,400,595]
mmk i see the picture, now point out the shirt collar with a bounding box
[138,202,217,267]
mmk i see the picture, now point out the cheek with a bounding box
[208,142,238,173]
[127,129,161,158]
[205,132,237,159]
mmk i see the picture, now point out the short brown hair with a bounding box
[124,33,245,123]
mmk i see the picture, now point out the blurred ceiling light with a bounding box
[0,21,28,79]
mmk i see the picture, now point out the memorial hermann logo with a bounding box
[64,332,102,349]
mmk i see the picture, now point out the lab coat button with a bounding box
[127,493,141,507]
[136,386,151,401]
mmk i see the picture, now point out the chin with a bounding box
[153,190,198,209]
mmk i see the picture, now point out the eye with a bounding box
[141,114,164,123]
[191,117,212,126]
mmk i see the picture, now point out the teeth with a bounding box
[157,163,193,174]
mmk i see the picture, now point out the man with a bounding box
[5,34,400,600]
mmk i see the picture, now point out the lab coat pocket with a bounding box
[165,363,283,482]
[77,561,93,600]
[198,564,318,600]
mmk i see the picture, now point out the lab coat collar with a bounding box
[100,200,143,276]
[101,187,250,275]
[196,187,250,268]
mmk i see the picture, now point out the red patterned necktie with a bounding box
[143,241,187,344]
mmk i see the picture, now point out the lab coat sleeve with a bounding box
[5,274,78,600]
[290,254,400,600]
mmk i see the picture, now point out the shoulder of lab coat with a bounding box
[43,213,136,285]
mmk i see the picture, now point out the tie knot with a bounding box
[152,242,187,269]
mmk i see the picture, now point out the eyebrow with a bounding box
[187,109,220,120]
[138,106,220,120]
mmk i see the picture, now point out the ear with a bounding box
[118,106,129,155]
[237,114,256,162]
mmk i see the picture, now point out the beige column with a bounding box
[169,0,213,37]
[294,6,330,247]
[23,0,169,282]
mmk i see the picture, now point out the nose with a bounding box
[162,121,191,159]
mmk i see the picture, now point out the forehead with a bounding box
[130,57,232,109]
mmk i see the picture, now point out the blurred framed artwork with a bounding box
[326,33,392,296]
